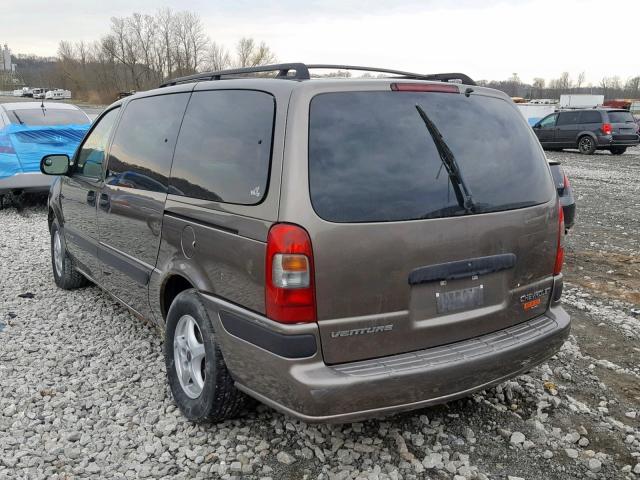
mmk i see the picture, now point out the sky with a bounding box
[2,0,639,85]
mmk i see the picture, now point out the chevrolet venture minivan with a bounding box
[41,63,570,423]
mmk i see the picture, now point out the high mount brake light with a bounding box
[391,83,460,93]
[601,123,612,135]
[265,223,317,324]
[554,204,565,275]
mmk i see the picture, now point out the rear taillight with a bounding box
[0,134,15,154]
[553,205,565,275]
[601,123,612,135]
[265,223,316,324]
[391,83,460,93]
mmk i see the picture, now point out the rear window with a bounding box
[169,90,275,205]
[309,91,554,223]
[607,111,635,123]
[8,108,89,126]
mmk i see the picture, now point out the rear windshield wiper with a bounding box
[415,105,475,213]
[11,111,24,125]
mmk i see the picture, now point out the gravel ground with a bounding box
[1,148,639,480]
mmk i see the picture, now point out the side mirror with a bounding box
[533,123,541,129]
[40,154,70,175]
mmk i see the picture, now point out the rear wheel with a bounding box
[577,135,596,155]
[165,289,248,422]
[609,146,627,155]
[50,220,89,289]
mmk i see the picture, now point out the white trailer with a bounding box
[516,103,556,126]
[45,89,72,100]
[559,94,604,109]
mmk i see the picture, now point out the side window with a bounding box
[105,93,189,192]
[579,111,602,124]
[170,90,275,204]
[75,108,120,178]
[556,111,581,126]
[539,114,557,128]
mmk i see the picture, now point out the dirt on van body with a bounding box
[0,147,638,480]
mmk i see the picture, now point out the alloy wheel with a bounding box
[173,314,206,399]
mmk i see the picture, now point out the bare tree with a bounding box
[204,42,231,71]
[625,76,640,97]
[235,38,276,68]
[575,71,585,89]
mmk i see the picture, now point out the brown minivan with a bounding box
[41,63,570,423]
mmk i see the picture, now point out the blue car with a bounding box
[0,102,91,195]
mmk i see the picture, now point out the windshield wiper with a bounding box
[12,111,24,125]
[415,105,475,213]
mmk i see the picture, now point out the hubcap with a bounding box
[53,231,63,277]
[580,138,592,151]
[173,314,206,399]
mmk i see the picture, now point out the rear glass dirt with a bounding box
[8,109,89,126]
[607,111,635,123]
[309,91,554,222]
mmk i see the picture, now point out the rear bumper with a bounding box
[0,172,53,194]
[596,134,639,147]
[203,293,570,423]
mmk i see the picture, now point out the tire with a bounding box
[609,147,626,155]
[165,289,248,422]
[50,219,89,289]
[577,135,596,155]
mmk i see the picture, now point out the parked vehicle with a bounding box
[32,88,46,100]
[0,102,90,195]
[41,63,569,423]
[559,94,603,109]
[548,160,575,231]
[533,109,640,154]
[45,89,72,100]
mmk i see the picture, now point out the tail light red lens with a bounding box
[0,134,15,154]
[601,123,612,135]
[391,83,460,93]
[265,223,316,324]
[553,205,565,275]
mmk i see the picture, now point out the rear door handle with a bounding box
[86,190,96,206]
[99,193,110,211]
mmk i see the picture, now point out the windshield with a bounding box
[607,111,635,123]
[9,108,89,126]
[309,90,554,223]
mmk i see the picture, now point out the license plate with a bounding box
[436,285,484,314]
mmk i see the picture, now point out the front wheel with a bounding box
[609,147,626,155]
[577,136,597,155]
[165,289,248,422]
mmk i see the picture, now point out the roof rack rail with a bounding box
[159,63,476,88]
[306,65,476,85]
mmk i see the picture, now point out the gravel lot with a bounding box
[1,147,639,480]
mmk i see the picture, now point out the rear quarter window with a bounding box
[169,90,275,205]
[309,90,554,223]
